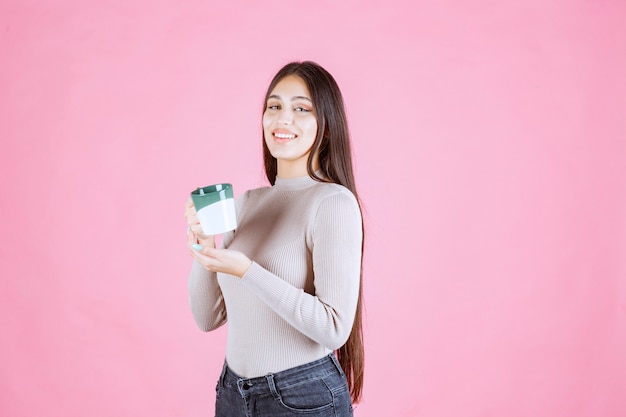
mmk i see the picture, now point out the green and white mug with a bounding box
[190,183,237,235]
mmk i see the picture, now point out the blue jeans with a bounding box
[215,354,354,417]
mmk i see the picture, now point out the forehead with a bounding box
[269,75,311,99]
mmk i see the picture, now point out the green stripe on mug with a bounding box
[190,183,234,210]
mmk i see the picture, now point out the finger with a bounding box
[184,204,198,224]
[189,232,214,257]
[187,218,200,231]
[187,228,198,245]
[184,199,197,218]
[198,234,216,248]
[202,245,219,257]
[190,224,205,237]
[188,231,212,254]
[188,238,207,260]
[189,248,218,272]
[184,207,197,221]
[189,248,207,267]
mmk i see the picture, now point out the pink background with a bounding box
[1,1,625,416]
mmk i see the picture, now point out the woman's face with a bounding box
[263,75,319,178]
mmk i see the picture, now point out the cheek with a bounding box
[262,116,272,137]
[305,119,318,137]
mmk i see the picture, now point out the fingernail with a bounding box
[192,243,202,251]
[187,226,191,233]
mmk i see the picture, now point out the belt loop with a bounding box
[266,374,280,400]
[218,361,228,388]
[329,352,345,376]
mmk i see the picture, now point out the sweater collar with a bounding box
[274,172,324,191]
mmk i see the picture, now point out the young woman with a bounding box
[184,61,364,417]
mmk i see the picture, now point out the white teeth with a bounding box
[274,133,296,139]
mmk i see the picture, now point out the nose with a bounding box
[277,107,293,125]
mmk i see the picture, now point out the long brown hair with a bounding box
[262,61,365,403]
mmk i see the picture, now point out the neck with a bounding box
[276,158,319,179]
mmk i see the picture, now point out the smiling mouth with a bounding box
[274,132,297,140]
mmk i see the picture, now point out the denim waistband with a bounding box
[218,354,344,397]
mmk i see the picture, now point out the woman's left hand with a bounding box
[187,229,252,278]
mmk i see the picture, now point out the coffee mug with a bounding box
[190,183,237,235]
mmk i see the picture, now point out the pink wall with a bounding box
[1,1,625,416]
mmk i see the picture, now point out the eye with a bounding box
[294,106,311,112]
[267,104,280,110]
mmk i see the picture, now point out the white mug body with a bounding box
[196,198,237,235]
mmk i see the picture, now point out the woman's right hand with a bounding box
[184,197,215,249]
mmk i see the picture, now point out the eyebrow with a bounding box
[267,94,312,102]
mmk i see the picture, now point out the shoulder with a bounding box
[310,182,361,217]
[309,183,363,241]
[312,182,358,202]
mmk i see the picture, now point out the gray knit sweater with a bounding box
[187,174,362,378]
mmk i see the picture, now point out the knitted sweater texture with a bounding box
[187,174,362,378]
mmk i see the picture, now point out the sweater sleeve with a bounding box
[187,191,248,332]
[187,259,227,331]
[239,191,362,350]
